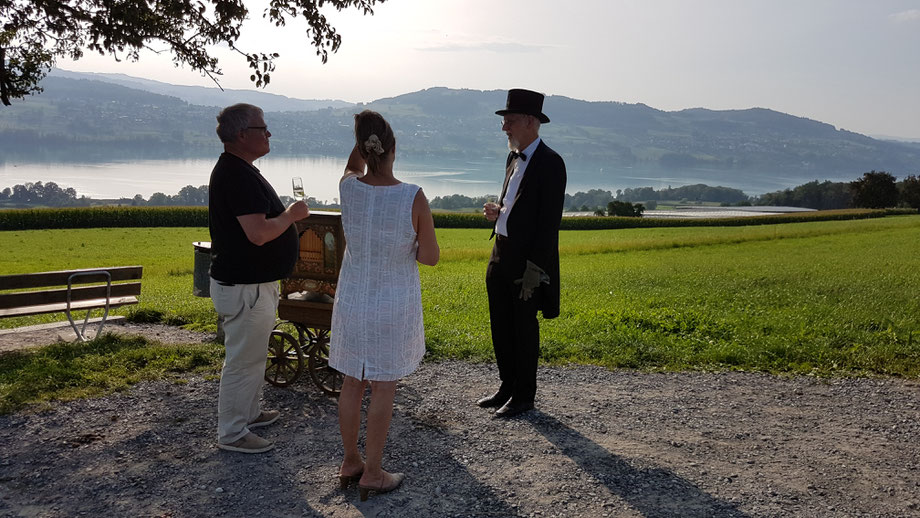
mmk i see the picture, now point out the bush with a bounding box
[851,171,898,209]
[431,213,492,228]
[607,200,644,217]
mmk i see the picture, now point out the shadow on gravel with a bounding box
[529,411,749,518]
[393,384,525,517]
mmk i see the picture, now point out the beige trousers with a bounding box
[210,279,279,444]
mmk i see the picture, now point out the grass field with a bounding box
[2,216,919,377]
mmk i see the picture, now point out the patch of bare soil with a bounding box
[0,320,215,354]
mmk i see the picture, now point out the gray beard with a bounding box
[507,137,520,152]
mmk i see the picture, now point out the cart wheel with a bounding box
[274,321,309,350]
[306,328,343,396]
[265,330,304,387]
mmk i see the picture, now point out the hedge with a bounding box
[0,206,208,230]
[0,206,913,231]
[557,208,916,229]
[429,208,915,230]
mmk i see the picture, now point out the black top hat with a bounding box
[495,88,550,124]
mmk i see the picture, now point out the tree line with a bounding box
[427,171,920,217]
[0,182,211,208]
[0,181,88,207]
[0,182,335,209]
[4,171,919,213]
[756,172,920,210]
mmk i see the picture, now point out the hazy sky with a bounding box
[57,0,920,139]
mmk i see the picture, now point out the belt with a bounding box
[216,281,235,286]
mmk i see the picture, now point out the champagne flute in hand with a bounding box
[290,176,310,219]
[292,177,305,201]
[483,196,500,222]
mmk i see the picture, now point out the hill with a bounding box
[1,73,918,191]
[49,69,354,111]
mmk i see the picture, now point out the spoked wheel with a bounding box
[265,330,304,387]
[273,321,308,347]
[306,328,343,396]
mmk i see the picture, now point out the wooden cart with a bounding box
[265,211,345,395]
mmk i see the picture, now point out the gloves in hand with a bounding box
[513,260,551,301]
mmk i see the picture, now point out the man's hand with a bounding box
[483,202,500,222]
[513,260,550,300]
[238,199,310,246]
[288,200,310,221]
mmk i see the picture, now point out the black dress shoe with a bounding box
[494,400,534,418]
[476,392,511,408]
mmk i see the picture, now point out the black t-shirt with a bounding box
[208,152,298,283]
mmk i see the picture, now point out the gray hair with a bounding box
[216,103,263,143]
[527,114,541,133]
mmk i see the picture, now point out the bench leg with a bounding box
[64,306,110,342]
[66,271,112,342]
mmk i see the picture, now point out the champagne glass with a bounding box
[292,177,305,201]
[484,195,500,221]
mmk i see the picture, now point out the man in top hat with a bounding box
[478,88,567,418]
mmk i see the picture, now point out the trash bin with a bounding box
[192,241,211,297]
[193,241,225,342]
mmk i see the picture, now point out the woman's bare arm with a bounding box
[412,189,440,266]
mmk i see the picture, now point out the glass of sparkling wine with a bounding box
[292,177,305,200]
[484,196,500,219]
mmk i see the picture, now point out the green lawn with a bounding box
[3,216,920,377]
[425,216,920,375]
[0,227,216,329]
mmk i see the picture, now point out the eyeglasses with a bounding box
[501,115,524,127]
[246,126,269,133]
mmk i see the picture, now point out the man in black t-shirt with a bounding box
[209,103,309,454]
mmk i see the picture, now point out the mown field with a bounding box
[2,215,919,377]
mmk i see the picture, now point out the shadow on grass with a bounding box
[0,334,222,414]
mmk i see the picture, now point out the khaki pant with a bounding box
[210,279,279,444]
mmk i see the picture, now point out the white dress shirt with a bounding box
[495,137,542,237]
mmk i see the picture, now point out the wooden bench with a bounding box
[0,266,143,341]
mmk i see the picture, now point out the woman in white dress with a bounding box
[329,110,440,500]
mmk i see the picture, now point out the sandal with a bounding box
[358,472,405,501]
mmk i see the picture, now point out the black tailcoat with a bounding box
[491,140,567,318]
[485,140,566,403]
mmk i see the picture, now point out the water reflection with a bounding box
[0,155,857,201]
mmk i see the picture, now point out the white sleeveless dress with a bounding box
[329,176,425,381]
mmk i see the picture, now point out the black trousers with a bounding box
[486,236,540,404]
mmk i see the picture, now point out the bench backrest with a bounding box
[0,266,143,290]
[0,266,143,310]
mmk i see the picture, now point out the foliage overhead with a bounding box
[0,0,384,106]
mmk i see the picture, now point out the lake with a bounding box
[0,155,840,202]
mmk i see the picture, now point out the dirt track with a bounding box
[1,325,919,517]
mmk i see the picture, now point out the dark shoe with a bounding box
[358,472,405,501]
[476,391,511,408]
[494,400,534,418]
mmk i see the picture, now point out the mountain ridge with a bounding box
[2,72,918,195]
[49,69,354,112]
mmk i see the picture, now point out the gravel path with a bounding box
[1,326,919,517]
